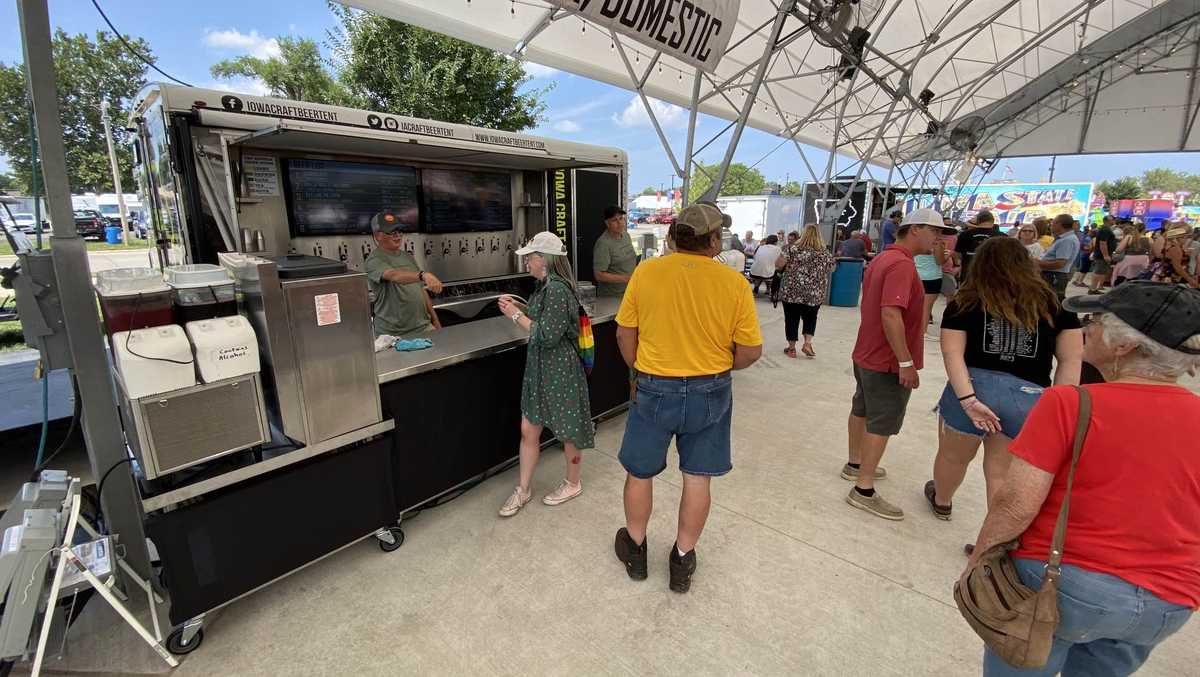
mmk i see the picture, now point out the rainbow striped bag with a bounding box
[576,304,595,375]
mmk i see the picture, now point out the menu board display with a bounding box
[421,169,513,232]
[283,159,418,236]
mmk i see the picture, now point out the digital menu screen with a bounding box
[421,169,513,233]
[283,159,419,236]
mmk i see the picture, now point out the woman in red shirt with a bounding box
[965,281,1200,676]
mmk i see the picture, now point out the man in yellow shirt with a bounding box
[612,202,763,594]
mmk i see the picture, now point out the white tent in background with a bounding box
[343,0,1200,211]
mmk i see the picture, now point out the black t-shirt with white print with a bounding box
[941,301,1081,387]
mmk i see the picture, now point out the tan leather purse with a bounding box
[953,386,1092,669]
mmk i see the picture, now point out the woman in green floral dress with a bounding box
[496,231,594,517]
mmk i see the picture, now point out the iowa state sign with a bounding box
[552,0,741,73]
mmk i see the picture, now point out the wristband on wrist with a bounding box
[897,360,914,368]
[957,393,976,401]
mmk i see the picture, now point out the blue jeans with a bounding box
[618,373,733,478]
[938,368,1044,439]
[983,559,1193,677]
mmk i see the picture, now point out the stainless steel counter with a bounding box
[376,296,621,384]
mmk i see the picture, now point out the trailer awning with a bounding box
[224,118,625,171]
[344,0,1200,174]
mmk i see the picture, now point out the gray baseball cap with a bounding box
[370,211,409,234]
[1064,281,1200,354]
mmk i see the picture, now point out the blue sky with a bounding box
[5,0,1200,194]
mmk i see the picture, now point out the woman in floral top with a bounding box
[497,232,594,517]
[778,224,837,358]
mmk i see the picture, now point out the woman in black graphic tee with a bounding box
[924,237,1083,545]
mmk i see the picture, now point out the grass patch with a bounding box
[0,239,151,256]
[0,319,27,353]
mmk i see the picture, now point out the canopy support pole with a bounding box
[1181,37,1200,150]
[16,0,154,585]
[681,71,702,206]
[1078,70,1104,153]
[705,2,794,201]
[612,35,683,179]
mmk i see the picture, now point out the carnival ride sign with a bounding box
[905,183,1093,225]
[550,0,741,73]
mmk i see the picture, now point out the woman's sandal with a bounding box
[784,347,798,358]
[801,344,816,358]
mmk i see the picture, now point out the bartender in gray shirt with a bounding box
[364,211,443,336]
[1037,214,1081,299]
[593,205,638,297]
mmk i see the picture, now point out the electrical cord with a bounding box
[122,292,194,366]
[90,0,192,87]
[94,457,134,533]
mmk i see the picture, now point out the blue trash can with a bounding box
[105,225,122,244]
[829,258,865,307]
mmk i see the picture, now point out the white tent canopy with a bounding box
[346,0,1200,197]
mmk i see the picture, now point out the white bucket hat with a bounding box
[515,231,568,257]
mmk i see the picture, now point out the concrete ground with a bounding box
[24,294,1200,676]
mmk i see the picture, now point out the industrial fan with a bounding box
[947,116,987,183]
[805,0,885,47]
[802,1,885,80]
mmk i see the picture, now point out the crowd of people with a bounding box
[837,206,1200,675]
[465,199,1200,674]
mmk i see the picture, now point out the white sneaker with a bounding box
[542,479,582,506]
[499,487,532,517]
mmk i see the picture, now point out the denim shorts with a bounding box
[618,373,733,478]
[983,559,1193,677]
[937,367,1044,439]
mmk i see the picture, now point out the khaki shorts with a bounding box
[850,363,913,436]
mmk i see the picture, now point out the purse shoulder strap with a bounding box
[1046,385,1093,578]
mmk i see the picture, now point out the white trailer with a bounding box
[715,195,804,241]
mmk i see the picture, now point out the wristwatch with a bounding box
[897,360,914,368]
[417,271,427,284]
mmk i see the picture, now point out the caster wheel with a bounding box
[378,526,405,552]
[166,626,204,655]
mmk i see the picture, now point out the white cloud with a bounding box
[551,120,581,133]
[203,28,281,60]
[522,62,560,79]
[612,96,685,129]
[203,77,272,97]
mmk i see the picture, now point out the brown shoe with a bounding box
[924,480,952,521]
[845,488,904,521]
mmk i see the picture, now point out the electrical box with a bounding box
[11,251,71,371]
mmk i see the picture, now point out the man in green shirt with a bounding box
[593,205,639,297]
[364,211,443,336]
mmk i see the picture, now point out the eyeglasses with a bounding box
[378,230,403,239]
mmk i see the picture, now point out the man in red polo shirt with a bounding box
[842,207,941,520]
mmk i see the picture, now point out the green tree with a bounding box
[637,186,659,196]
[688,162,766,200]
[0,30,149,192]
[0,170,19,191]
[1095,176,1141,201]
[779,180,804,197]
[1139,168,1200,202]
[211,36,346,104]
[328,4,548,130]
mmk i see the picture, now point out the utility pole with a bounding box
[1048,155,1057,183]
[100,100,129,244]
